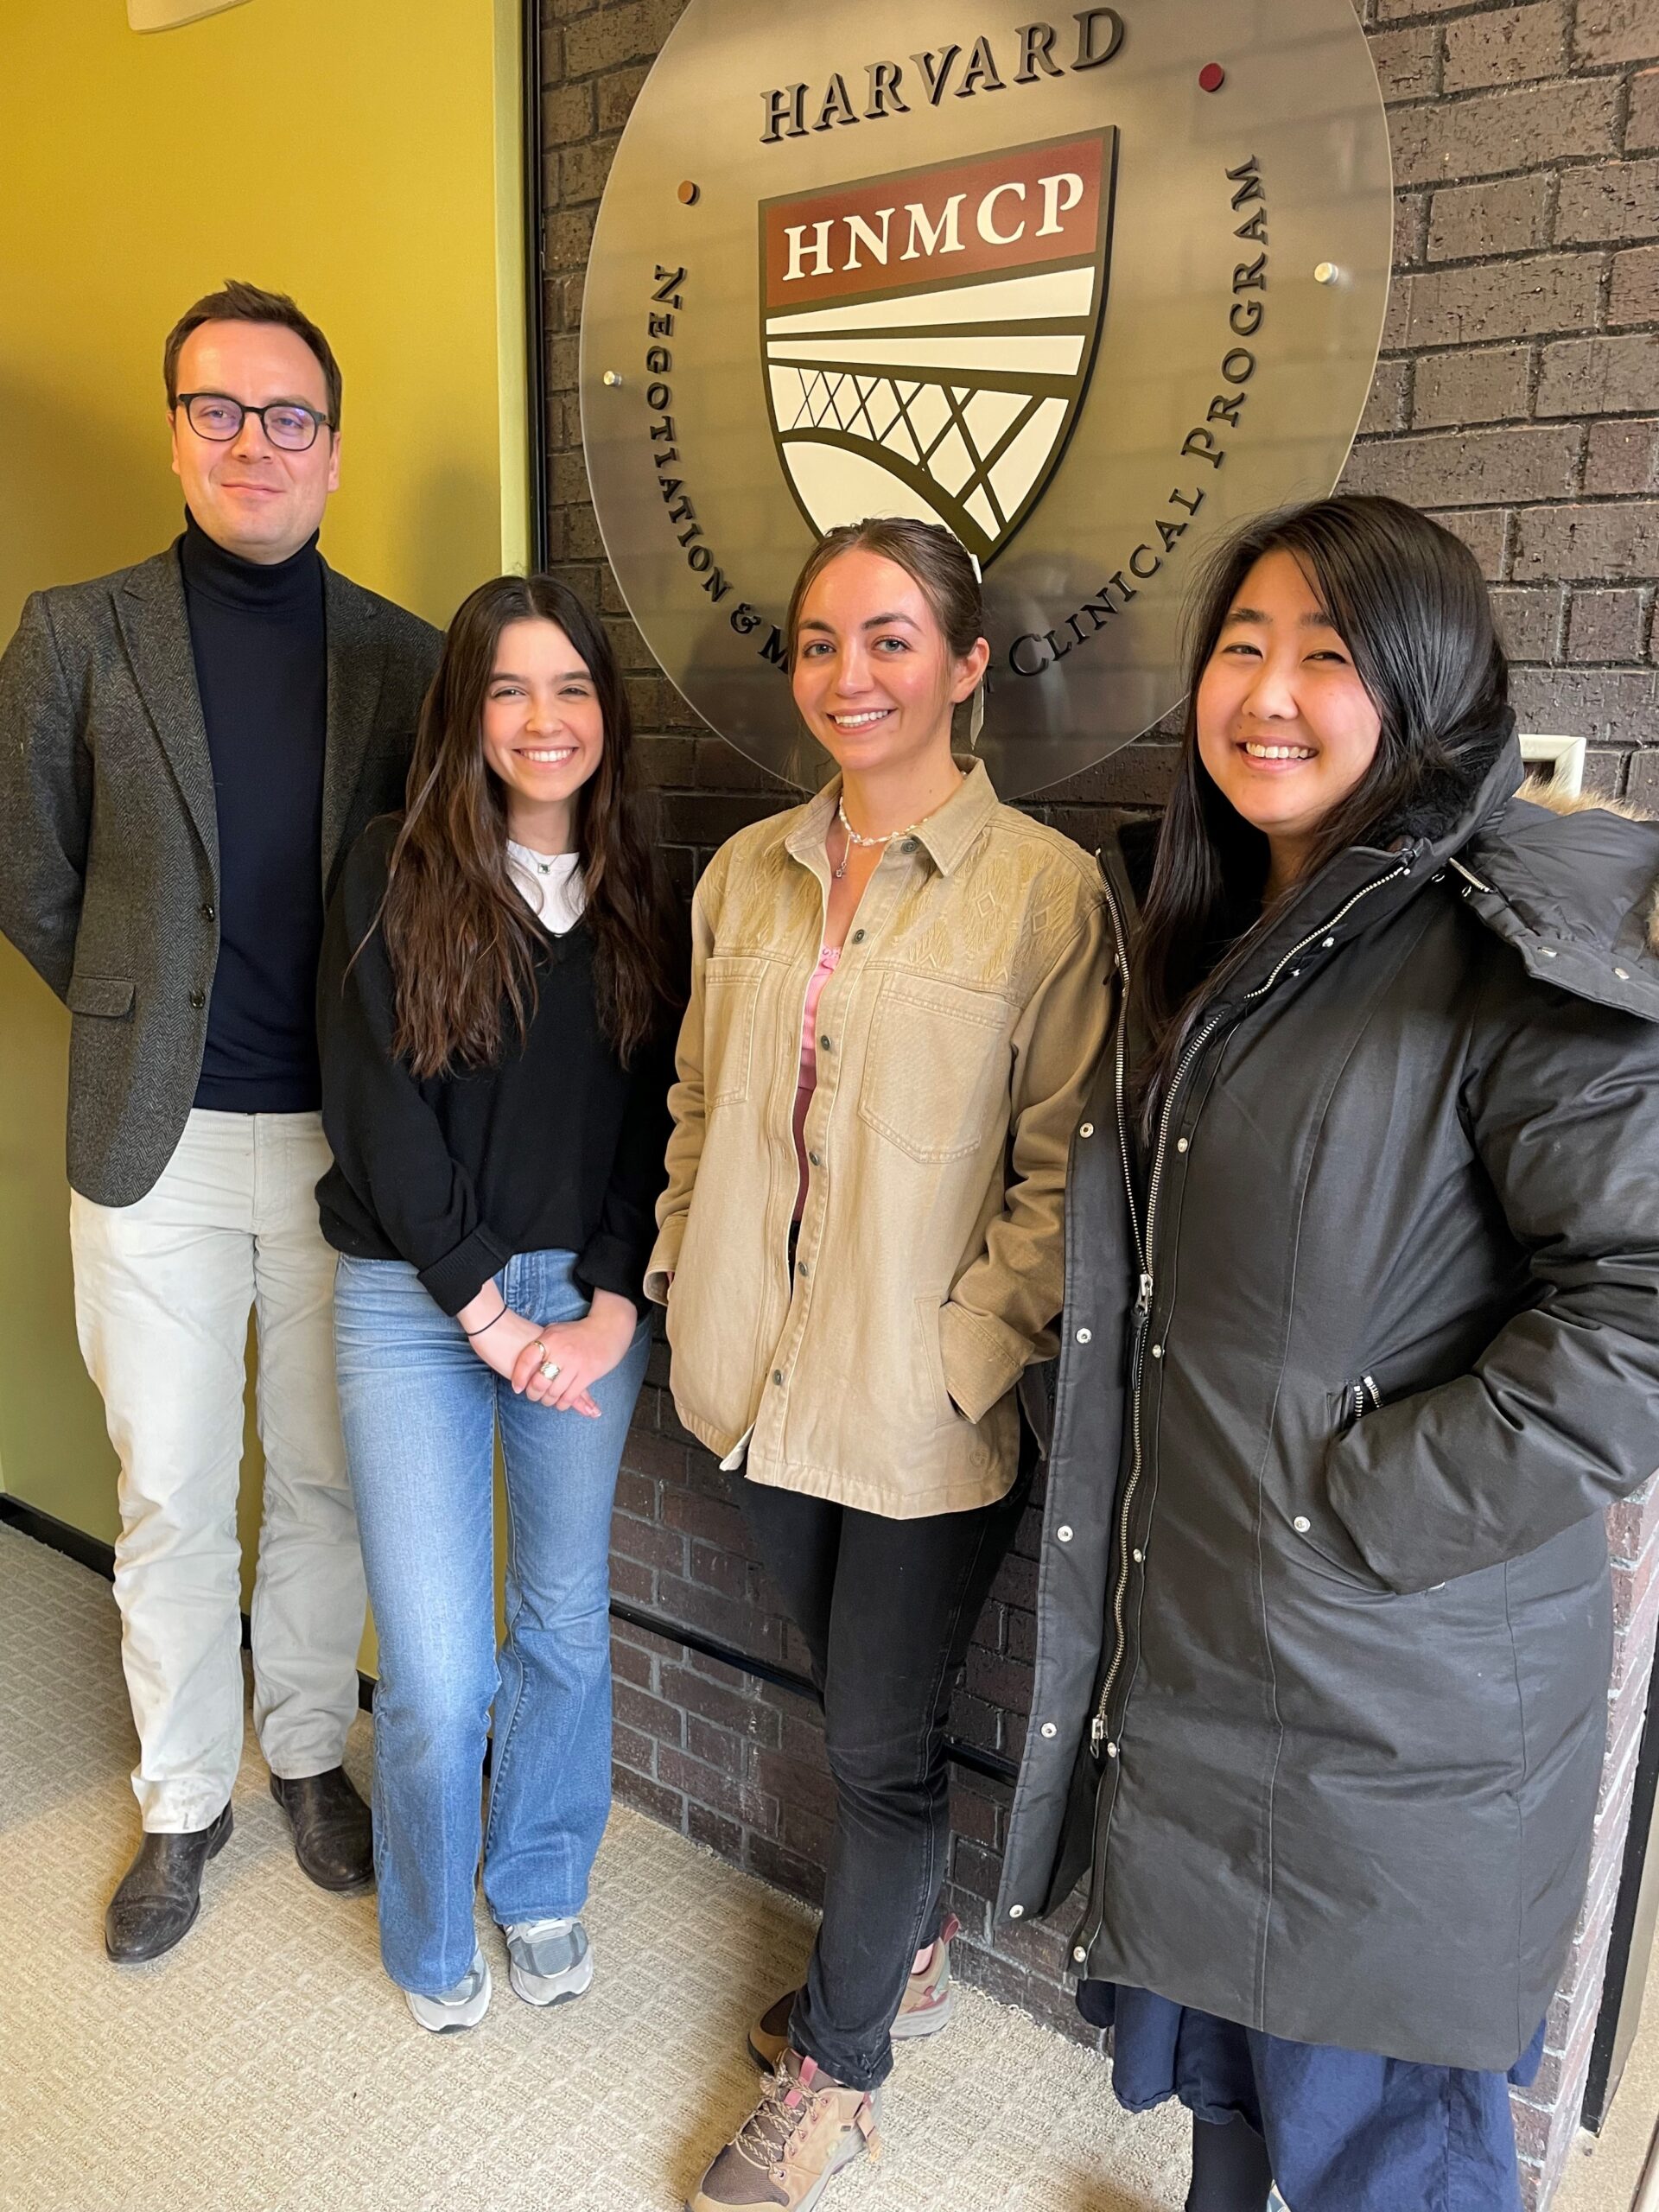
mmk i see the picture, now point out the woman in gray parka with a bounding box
[997,497,1659,2212]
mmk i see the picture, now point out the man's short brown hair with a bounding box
[164,280,342,428]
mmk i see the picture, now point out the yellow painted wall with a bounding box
[0,0,528,1613]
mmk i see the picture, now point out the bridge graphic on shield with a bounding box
[761,130,1117,569]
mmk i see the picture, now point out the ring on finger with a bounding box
[539,1358,561,1381]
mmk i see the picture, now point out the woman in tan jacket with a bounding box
[655,518,1109,2212]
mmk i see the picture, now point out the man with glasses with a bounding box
[0,282,440,1961]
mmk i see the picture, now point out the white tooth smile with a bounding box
[831,709,891,728]
[522,747,575,763]
[1243,741,1316,760]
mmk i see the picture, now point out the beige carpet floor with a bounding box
[0,1522,1192,2212]
[6,1520,1655,2212]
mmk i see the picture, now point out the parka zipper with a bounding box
[1339,1373,1383,1426]
[1086,853,1420,1759]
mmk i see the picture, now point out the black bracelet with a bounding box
[462,1303,510,1338]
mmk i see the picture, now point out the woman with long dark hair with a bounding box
[656,517,1110,2210]
[998,495,1659,2211]
[317,575,680,2031]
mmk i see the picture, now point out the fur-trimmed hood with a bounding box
[1459,766,1659,1024]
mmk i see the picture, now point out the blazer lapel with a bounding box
[115,547,219,881]
[321,565,386,884]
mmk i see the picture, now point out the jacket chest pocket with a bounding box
[858,972,1010,1163]
[704,955,768,1107]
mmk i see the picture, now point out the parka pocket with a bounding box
[703,956,766,1108]
[858,973,1009,1163]
[1334,1374,1382,1433]
[1276,1379,1393,1592]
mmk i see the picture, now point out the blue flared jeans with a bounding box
[334,1248,648,1998]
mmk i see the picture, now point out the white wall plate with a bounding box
[1519,734,1587,797]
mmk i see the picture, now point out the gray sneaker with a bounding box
[404,1948,492,2033]
[504,1915,594,2006]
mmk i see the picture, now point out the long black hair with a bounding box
[1132,494,1510,1129]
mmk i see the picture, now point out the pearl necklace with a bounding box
[832,796,921,881]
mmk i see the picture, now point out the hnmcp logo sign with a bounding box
[578,2,1392,798]
[761,132,1116,568]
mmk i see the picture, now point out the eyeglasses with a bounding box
[176,391,334,452]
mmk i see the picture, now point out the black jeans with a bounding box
[739,1433,1032,2092]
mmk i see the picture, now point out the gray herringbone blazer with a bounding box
[0,540,442,1205]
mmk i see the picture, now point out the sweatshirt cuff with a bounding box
[575,1231,645,1313]
[939,1301,1027,1426]
[417,1226,511,1317]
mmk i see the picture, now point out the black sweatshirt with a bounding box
[181,511,328,1113]
[315,816,675,1314]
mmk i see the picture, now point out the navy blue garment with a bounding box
[1078,1985,1545,2212]
[181,510,327,1113]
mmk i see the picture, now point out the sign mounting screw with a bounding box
[1314,262,1340,285]
[601,371,623,388]
[677,180,701,206]
[1198,62,1226,92]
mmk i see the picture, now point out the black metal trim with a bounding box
[521,0,549,572]
[0,1493,376,1714]
[1,1494,1019,1787]
[609,1597,1019,1785]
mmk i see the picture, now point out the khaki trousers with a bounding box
[71,1109,364,1831]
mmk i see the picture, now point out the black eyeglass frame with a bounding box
[175,391,335,451]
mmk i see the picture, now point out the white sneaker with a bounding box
[404,1948,492,2033]
[503,1916,594,2006]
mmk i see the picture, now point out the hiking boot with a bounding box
[688,2050,880,2211]
[747,1913,960,2070]
[503,1915,594,2006]
[404,1949,491,2033]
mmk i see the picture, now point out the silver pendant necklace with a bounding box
[510,839,564,879]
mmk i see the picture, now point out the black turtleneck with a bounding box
[180,510,327,1112]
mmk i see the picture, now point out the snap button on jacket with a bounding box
[648,762,1109,1519]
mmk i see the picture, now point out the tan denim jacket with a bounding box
[646,761,1109,1518]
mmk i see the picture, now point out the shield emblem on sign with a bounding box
[761,130,1117,569]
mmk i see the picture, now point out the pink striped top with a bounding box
[792,944,841,1221]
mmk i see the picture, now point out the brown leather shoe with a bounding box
[105,1805,232,1963]
[748,1913,960,2070]
[688,2050,879,2211]
[270,1767,373,1892]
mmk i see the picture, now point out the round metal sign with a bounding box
[581,0,1393,798]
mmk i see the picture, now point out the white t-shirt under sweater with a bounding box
[506,840,586,936]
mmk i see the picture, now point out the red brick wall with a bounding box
[537,3,1659,2201]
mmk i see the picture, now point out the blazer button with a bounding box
[200,902,215,921]
[1057,1524,1073,1542]
[819,1036,834,1052]
[188,989,206,1009]
[1293,1516,1311,1533]
[1007,1904,1024,1919]
[1040,1721,1058,1738]
[851,928,866,944]
[808,1151,822,1167]
[772,1370,785,1387]
[901,838,918,853]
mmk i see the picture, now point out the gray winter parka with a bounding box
[996,729,1659,2072]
